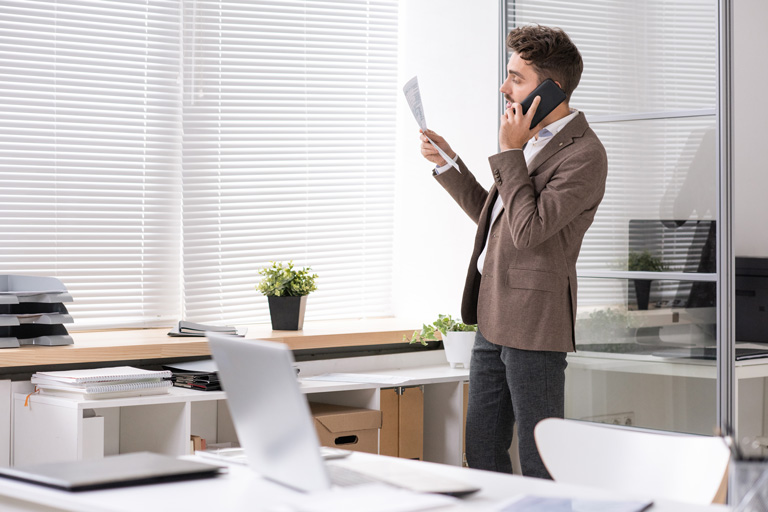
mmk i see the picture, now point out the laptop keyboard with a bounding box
[326,464,386,487]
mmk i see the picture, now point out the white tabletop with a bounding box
[0,452,729,512]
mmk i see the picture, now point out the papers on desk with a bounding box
[303,373,411,385]
[498,495,653,512]
[291,483,457,512]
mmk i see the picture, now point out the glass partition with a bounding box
[504,0,723,436]
[572,277,717,434]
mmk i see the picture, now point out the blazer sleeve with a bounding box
[433,156,490,225]
[489,143,607,249]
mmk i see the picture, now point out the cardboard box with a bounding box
[309,402,381,454]
[379,388,399,457]
[379,386,423,460]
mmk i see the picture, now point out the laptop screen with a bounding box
[206,333,331,492]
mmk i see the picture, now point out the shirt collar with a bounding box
[534,108,579,141]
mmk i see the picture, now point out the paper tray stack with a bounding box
[0,275,74,348]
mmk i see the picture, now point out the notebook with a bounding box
[206,332,480,497]
[0,452,222,491]
[31,366,173,399]
[36,380,172,399]
[168,321,246,337]
[32,366,172,384]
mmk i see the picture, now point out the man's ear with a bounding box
[554,80,563,90]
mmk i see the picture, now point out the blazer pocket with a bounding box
[505,269,561,293]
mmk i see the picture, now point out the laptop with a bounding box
[653,344,768,361]
[0,452,222,491]
[206,332,480,496]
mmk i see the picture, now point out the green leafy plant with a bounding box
[627,250,669,272]
[404,314,477,346]
[575,307,630,345]
[256,261,318,297]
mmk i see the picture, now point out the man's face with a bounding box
[500,53,540,110]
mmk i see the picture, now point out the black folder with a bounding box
[0,452,223,492]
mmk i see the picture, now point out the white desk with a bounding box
[566,348,768,454]
[0,452,730,512]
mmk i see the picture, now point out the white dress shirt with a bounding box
[435,109,579,273]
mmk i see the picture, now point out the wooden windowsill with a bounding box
[0,318,420,369]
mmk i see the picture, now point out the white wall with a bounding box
[392,0,500,324]
[734,0,768,257]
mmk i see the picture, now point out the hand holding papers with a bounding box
[402,76,460,173]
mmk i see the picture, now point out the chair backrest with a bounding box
[534,418,730,505]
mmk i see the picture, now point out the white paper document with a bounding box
[497,495,653,512]
[303,373,411,385]
[402,76,460,172]
[292,483,456,512]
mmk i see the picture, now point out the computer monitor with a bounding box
[735,257,768,343]
[627,219,716,347]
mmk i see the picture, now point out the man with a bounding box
[418,25,607,478]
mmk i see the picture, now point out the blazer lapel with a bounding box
[527,112,589,176]
[482,184,499,224]
[475,185,499,247]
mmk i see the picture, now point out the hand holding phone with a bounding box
[517,78,567,130]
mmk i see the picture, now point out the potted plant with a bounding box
[627,250,669,310]
[256,261,318,330]
[405,314,477,368]
[574,307,631,349]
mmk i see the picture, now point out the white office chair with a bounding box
[534,418,730,505]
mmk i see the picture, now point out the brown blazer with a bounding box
[435,112,607,352]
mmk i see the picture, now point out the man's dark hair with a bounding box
[506,25,583,101]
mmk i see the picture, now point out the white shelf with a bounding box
[24,387,227,410]
[13,354,470,468]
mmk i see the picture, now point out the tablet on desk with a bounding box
[0,452,223,492]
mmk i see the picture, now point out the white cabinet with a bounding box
[13,350,469,467]
[0,380,10,467]
[13,388,233,466]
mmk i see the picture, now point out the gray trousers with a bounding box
[465,330,567,479]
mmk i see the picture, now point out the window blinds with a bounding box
[0,0,182,328]
[180,1,398,324]
[508,1,716,116]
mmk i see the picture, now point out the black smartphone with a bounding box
[517,78,567,130]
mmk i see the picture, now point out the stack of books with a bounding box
[171,372,221,391]
[31,366,173,399]
[163,360,221,392]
